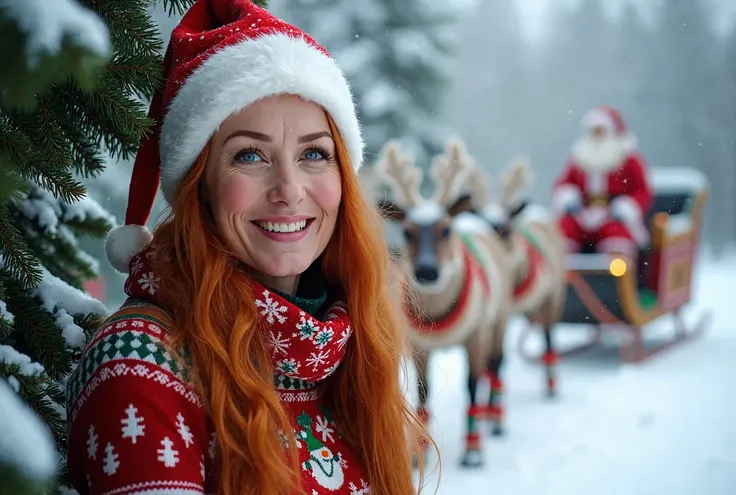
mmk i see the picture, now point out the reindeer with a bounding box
[373,139,514,468]
[464,157,568,397]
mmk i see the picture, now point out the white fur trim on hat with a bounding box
[159,33,363,203]
[105,224,153,273]
[611,195,642,224]
[551,184,581,214]
[582,108,616,132]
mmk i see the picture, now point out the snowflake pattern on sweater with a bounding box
[65,247,370,495]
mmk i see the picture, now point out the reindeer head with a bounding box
[374,139,474,289]
[476,155,534,240]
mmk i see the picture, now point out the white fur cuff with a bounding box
[105,224,153,273]
[611,195,642,224]
[552,185,581,213]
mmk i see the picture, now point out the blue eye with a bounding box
[304,149,324,161]
[234,149,262,163]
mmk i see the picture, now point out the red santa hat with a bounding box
[105,0,364,273]
[580,106,637,151]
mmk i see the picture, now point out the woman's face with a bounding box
[203,94,342,290]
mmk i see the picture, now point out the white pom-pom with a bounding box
[105,224,153,273]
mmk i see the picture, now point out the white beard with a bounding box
[571,135,627,173]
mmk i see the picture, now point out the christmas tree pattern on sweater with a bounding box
[65,247,371,495]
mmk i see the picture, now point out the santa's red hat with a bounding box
[580,106,637,151]
[105,0,364,273]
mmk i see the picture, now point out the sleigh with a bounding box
[519,167,712,363]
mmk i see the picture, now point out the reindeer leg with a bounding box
[485,317,508,437]
[413,348,431,469]
[461,332,487,468]
[543,289,565,398]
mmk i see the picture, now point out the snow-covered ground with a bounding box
[412,250,736,495]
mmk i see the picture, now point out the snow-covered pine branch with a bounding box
[0,379,56,495]
[32,266,108,349]
[0,0,111,107]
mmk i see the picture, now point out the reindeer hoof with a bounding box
[460,449,483,468]
[546,388,557,399]
[490,424,504,437]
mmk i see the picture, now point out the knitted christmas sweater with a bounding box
[66,247,371,495]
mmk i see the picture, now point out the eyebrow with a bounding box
[222,130,333,145]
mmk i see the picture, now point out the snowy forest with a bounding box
[77,0,736,309]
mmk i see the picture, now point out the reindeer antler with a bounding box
[463,167,491,210]
[431,137,474,206]
[499,154,534,208]
[373,140,424,207]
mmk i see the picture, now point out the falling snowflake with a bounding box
[277,358,299,375]
[306,350,330,371]
[138,272,160,295]
[314,415,335,443]
[255,290,288,324]
[336,326,352,350]
[314,328,334,348]
[296,315,319,341]
[268,331,291,356]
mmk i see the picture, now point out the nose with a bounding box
[414,265,439,283]
[267,165,306,206]
[492,222,511,240]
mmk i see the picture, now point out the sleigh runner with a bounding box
[519,167,712,363]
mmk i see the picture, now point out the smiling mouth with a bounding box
[253,219,314,233]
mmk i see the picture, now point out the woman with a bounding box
[65,1,434,494]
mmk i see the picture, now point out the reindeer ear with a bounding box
[447,194,475,217]
[377,199,406,221]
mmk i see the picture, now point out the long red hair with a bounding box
[151,116,438,495]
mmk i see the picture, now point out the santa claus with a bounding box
[552,106,653,258]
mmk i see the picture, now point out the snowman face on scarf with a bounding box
[296,412,345,490]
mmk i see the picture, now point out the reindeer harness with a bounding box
[404,238,491,334]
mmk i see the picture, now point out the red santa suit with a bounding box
[552,107,653,258]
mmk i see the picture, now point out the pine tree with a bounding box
[640,0,723,248]
[272,0,466,172]
[0,0,216,492]
[444,0,535,177]
[535,0,618,166]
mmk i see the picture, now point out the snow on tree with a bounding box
[0,0,198,491]
[0,379,56,495]
[271,0,469,170]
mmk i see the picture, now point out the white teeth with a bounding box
[256,219,308,233]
